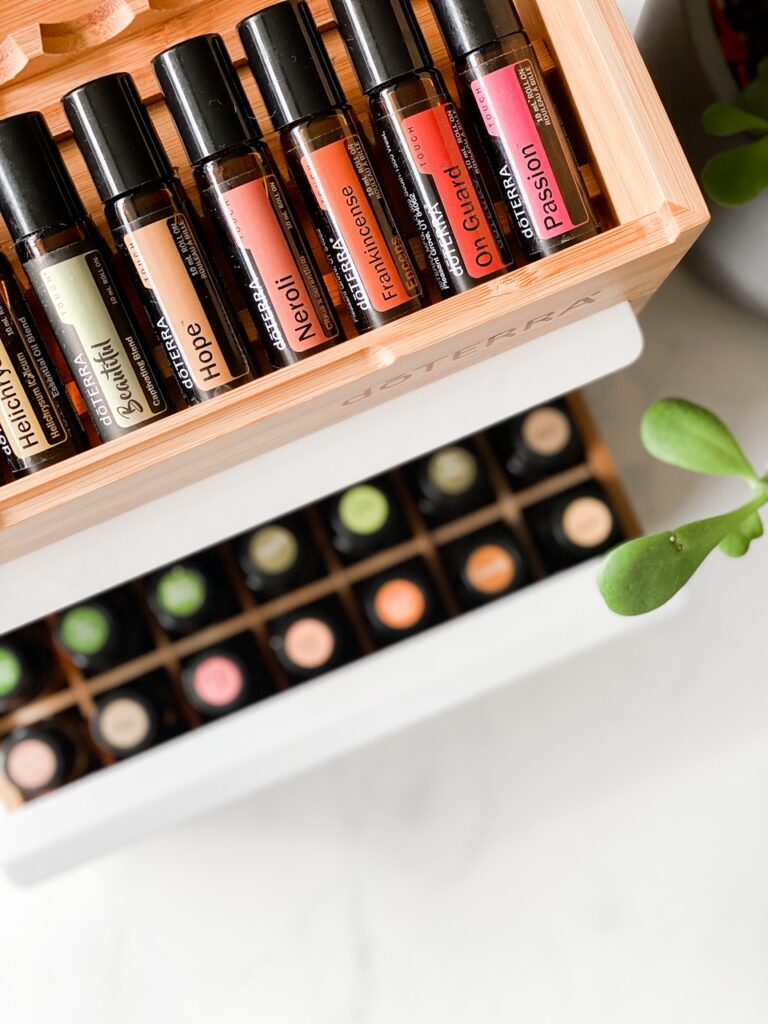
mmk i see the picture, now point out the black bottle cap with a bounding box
[238,1,347,131]
[430,0,523,60]
[153,34,263,166]
[0,113,86,240]
[63,73,173,203]
[330,0,433,94]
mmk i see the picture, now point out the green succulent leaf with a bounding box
[641,399,757,480]
[737,58,768,119]
[598,497,767,616]
[702,134,768,205]
[719,511,765,558]
[703,103,768,137]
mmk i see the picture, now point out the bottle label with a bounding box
[26,246,166,437]
[400,103,507,280]
[218,175,338,354]
[124,214,240,393]
[471,61,588,241]
[0,288,69,466]
[301,136,420,315]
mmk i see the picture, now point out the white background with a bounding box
[3,3,768,1021]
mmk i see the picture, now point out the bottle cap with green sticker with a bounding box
[154,565,208,620]
[338,484,391,537]
[59,604,113,658]
[0,644,25,699]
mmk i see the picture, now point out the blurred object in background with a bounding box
[639,0,768,317]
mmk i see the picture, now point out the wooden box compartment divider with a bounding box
[0,391,654,884]
[0,0,708,576]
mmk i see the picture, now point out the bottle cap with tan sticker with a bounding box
[561,496,615,550]
[501,401,583,486]
[528,485,621,572]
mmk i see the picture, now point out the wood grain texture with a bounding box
[0,0,709,564]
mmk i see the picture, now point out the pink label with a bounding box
[221,177,336,352]
[472,61,586,240]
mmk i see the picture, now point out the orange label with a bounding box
[402,104,507,279]
[221,176,335,353]
[302,138,414,313]
[125,215,236,392]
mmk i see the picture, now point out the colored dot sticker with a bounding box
[193,655,245,709]
[248,525,299,576]
[427,446,478,497]
[156,565,207,619]
[562,496,614,549]
[465,544,516,595]
[284,617,336,670]
[522,407,571,457]
[374,578,427,631]
[338,485,390,537]
[59,605,111,657]
[0,647,23,697]
[97,696,152,752]
[6,738,58,792]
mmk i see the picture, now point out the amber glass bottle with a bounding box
[64,74,256,404]
[239,1,425,334]
[154,34,343,370]
[0,252,83,475]
[430,0,599,260]
[332,0,512,296]
[0,113,170,441]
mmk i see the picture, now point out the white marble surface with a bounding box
[5,3,768,1020]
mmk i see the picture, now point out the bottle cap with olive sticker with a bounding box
[238,518,320,597]
[247,524,300,576]
[427,446,478,497]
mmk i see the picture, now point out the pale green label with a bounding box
[27,245,166,438]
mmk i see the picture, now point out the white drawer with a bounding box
[0,560,665,886]
[0,301,641,631]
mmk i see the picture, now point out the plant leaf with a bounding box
[737,58,768,119]
[641,399,757,480]
[719,511,764,558]
[598,497,767,616]
[704,103,768,137]
[702,134,768,206]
